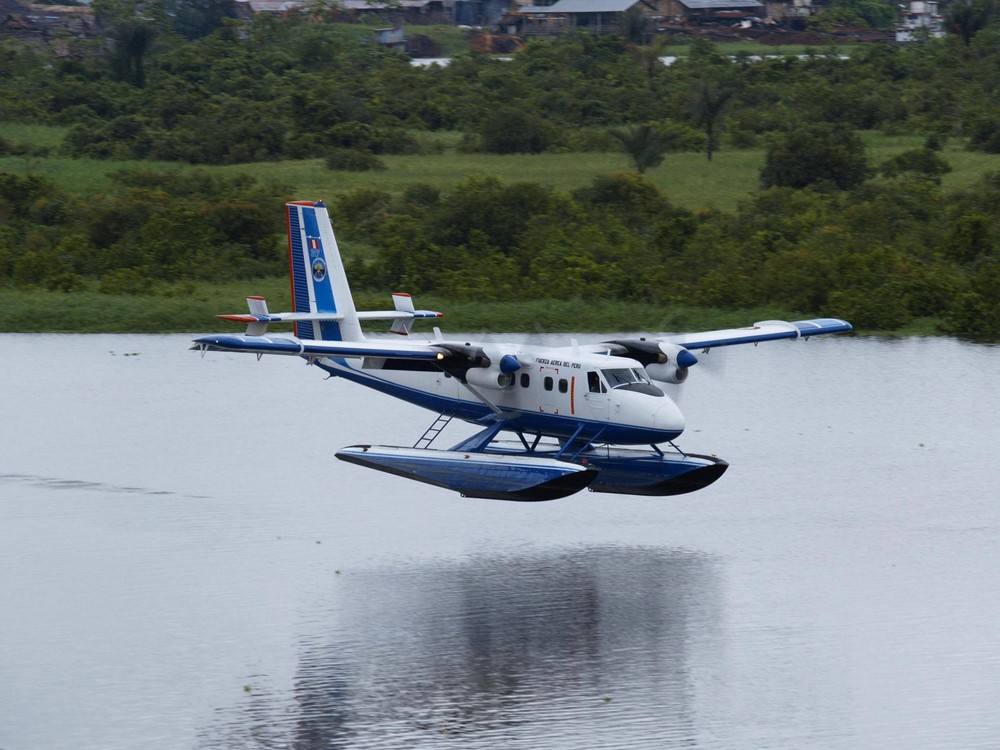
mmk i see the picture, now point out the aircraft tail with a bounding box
[286,200,362,342]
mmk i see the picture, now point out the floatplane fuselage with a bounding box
[194,200,852,501]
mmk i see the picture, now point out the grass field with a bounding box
[3,124,998,212]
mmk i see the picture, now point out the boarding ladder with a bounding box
[414,412,454,449]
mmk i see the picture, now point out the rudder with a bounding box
[286,200,362,342]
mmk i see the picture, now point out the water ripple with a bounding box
[0,472,208,499]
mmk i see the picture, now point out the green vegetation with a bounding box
[0,284,812,334]
[5,134,998,213]
[3,6,1000,340]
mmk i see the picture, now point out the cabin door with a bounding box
[582,370,609,422]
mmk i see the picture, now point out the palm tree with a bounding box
[944,0,996,45]
[110,20,157,88]
[609,123,677,174]
[629,35,671,89]
[620,6,653,45]
[689,79,734,162]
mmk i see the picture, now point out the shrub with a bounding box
[828,285,911,331]
[44,271,87,292]
[880,148,952,183]
[941,262,1000,340]
[761,124,871,191]
[475,108,555,154]
[325,122,420,155]
[968,113,1000,153]
[100,268,154,295]
[324,148,386,172]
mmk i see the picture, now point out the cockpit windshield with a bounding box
[602,368,647,387]
[599,368,663,397]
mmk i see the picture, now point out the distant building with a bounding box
[455,0,508,26]
[239,0,451,23]
[372,24,405,47]
[241,0,301,13]
[896,0,944,41]
[513,0,775,35]
[664,0,765,24]
[515,0,658,36]
[761,0,813,23]
[0,0,101,53]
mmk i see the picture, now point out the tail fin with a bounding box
[286,200,362,342]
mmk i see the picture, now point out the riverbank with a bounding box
[0,285,941,336]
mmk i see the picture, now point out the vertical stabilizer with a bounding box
[286,200,363,342]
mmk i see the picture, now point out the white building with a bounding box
[896,0,944,42]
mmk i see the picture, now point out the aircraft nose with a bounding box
[655,396,685,436]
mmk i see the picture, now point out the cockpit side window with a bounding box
[587,371,606,394]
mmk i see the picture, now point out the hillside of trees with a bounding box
[1,1,1000,339]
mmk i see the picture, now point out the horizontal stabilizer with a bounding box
[389,293,441,335]
[216,295,441,337]
[191,333,445,361]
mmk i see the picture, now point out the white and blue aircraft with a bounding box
[193,200,852,501]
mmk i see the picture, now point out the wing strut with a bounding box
[459,381,509,418]
[449,422,508,453]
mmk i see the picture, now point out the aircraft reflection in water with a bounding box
[193,200,851,500]
[200,547,720,749]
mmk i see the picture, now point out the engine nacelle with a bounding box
[466,366,515,390]
[645,362,688,384]
[645,343,697,384]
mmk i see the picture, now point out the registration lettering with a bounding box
[536,358,581,369]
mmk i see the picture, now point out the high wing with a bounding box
[194,317,852,362]
[587,317,852,384]
[660,318,852,351]
[191,333,445,361]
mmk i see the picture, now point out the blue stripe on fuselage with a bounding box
[316,360,682,445]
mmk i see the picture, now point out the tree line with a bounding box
[2,166,996,339]
[2,7,1000,339]
[331,171,999,340]
[2,9,1000,165]
[0,170,287,293]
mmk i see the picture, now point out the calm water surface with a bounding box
[1,333,998,749]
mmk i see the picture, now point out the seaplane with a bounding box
[192,200,852,501]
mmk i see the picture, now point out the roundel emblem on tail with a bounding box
[312,257,327,282]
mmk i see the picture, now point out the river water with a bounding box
[1,333,998,750]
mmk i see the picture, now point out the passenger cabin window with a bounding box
[544,376,553,391]
[520,373,530,388]
[558,378,568,393]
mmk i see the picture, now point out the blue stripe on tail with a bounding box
[301,206,342,341]
[288,204,315,340]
